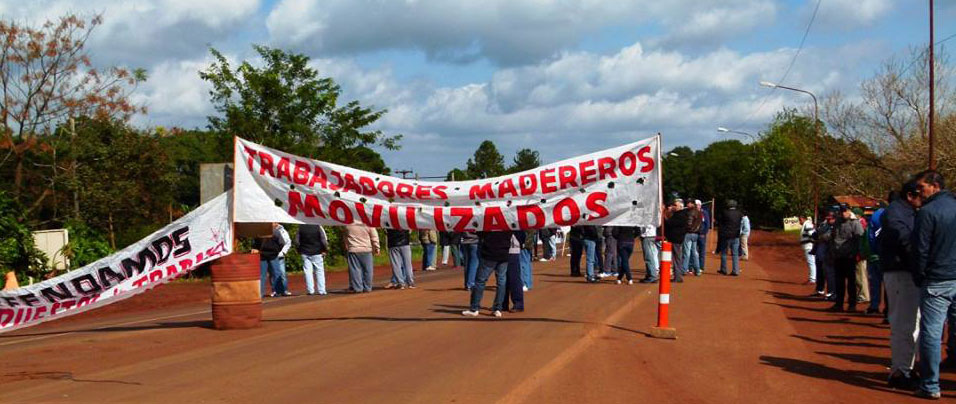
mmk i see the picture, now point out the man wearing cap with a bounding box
[696,200,711,273]
[717,200,744,276]
[820,204,864,312]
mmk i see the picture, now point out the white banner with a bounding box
[0,192,233,334]
[235,136,661,230]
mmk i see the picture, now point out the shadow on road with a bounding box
[791,334,886,348]
[816,351,888,367]
[0,320,214,338]
[786,316,887,330]
[1,371,142,386]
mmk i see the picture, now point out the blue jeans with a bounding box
[867,260,881,310]
[583,239,597,279]
[618,241,634,281]
[302,254,326,294]
[462,243,480,289]
[682,233,700,273]
[347,252,374,292]
[422,243,436,269]
[641,237,660,280]
[696,232,707,270]
[520,249,533,289]
[259,259,274,296]
[469,258,508,311]
[389,245,415,286]
[918,280,956,394]
[720,237,740,275]
[260,257,287,295]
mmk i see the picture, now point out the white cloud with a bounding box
[129,57,219,129]
[810,0,893,30]
[266,0,778,65]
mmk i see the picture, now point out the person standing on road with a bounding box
[820,204,864,312]
[854,209,871,305]
[683,200,703,276]
[813,212,837,299]
[665,199,689,282]
[912,170,956,400]
[602,226,618,279]
[569,226,584,277]
[503,231,525,313]
[799,216,816,284]
[614,226,639,284]
[462,231,512,318]
[863,206,884,315]
[419,229,438,271]
[295,224,329,296]
[739,212,751,261]
[581,225,601,283]
[879,182,922,390]
[640,224,660,283]
[461,231,480,290]
[538,228,556,261]
[386,229,415,289]
[717,200,743,276]
[697,200,710,273]
[345,223,380,293]
[252,222,291,297]
[520,230,535,291]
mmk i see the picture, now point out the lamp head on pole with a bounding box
[759,81,777,88]
[716,127,729,133]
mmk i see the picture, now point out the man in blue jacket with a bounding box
[912,170,956,400]
[697,200,711,273]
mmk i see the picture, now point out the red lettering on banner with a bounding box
[49,302,61,316]
[619,152,637,176]
[586,192,609,220]
[377,180,396,198]
[276,158,292,182]
[517,205,546,229]
[329,170,343,189]
[434,207,446,230]
[450,208,474,232]
[498,179,518,198]
[293,161,311,185]
[288,191,327,218]
[597,157,618,180]
[309,166,329,189]
[406,207,419,230]
[518,174,537,196]
[244,145,258,171]
[59,300,76,312]
[388,205,401,229]
[637,146,655,173]
[149,269,163,283]
[31,306,47,321]
[343,174,363,194]
[328,200,354,224]
[469,183,495,200]
[179,258,194,272]
[554,197,581,226]
[359,176,377,196]
[415,185,432,200]
[258,151,275,177]
[355,203,384,227]
[579,160,597,185]
[396,183,414,199]
[0,308,14,326]
[433,186,448,200]
[540,168,557,193]
[132,276,149,288]
[558,166,578,190]
[482,207,509,231]
[165,264,179,277]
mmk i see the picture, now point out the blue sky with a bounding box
[1,0,950,177]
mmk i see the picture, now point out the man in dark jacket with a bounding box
[386,229,415,289]
[463,231,512,317]
[912,170,956,399]
[569,226,584,277]
[613,226,640,284]
[880,182,922,389]
[503,231,525,312]
[581,225,601,282]
[697,201,711,272]
[295,224,329,295]
[665,199,689,282]
[821,204,864,312]
[717,200,743,276]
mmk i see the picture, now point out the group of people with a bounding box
[800,170,956,400]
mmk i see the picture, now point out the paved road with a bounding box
[1,232,953,403]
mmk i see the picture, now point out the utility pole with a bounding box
[929,0,936,170]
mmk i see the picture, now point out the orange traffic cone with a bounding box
[3,271,19,291]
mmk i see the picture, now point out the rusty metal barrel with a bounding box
[211,253,261,329]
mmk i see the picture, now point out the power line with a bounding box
[898,31,956,77]
[743,0,822,125]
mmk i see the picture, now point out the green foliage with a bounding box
[508,148,541,173]
[445,168,471,181]
[158,129,231,207]
[0,191,47,281]
[200,45,400,173]
[465,140,506,179]
[62,219,113,268]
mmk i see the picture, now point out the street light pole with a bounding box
[760,80,821,224]
[716,127,757,142]
[929,0,936,170]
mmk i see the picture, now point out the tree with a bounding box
[0,14,146,204]
[445,168,470,181]
[465,140,506,179]
[508,148,541,173]
[0,190,46,281]
[200,45,400,173]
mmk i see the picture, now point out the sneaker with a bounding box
[283,291,292,296]
[462,310,480,317]
[509,308,524,313]
[887,371,918,390]
[616,280,622,284]
[522,286,529,292]
[538,258,548,262]
[864,307,880,315]
[816,290,826,296]
[628,280,634,285]
[408,284,417,289]
[694,271,701,276]
[384,283,397,290]
[914,389,941,400]
[492,310,503,318]
[640,278,658,284]
[730,273,739,277]
[399,284,407,290]
[269,292,277,297]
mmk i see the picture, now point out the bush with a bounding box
[0,191,47,282]
[63,219,113,268]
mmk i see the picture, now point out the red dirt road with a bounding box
[1,231,954,403]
